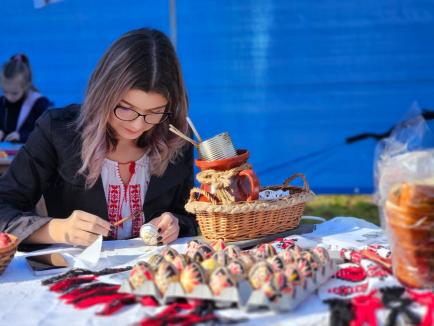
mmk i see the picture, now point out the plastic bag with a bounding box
[374,103,434,288]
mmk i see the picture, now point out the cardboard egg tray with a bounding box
[119,259,337,312]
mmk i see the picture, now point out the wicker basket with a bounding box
[0,234,18,275]
[185,173,314,242]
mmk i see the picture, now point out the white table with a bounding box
[0,217,405,326]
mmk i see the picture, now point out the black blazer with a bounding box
[0,105,197,242]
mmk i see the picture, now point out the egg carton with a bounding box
[119,259,337,312]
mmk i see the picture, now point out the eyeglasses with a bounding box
[114,105,170,125]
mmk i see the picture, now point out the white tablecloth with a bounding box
[0,217,392,326]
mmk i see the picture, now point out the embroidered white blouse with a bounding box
[101,154,151,239]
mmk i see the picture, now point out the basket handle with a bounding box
[283,173,310,192]
[188,187,219,205]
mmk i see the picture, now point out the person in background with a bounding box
[0,28,197,247]
[0,54,51,143]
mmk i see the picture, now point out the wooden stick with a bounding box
[112,210,141,227]
[186,116,203,142]
[169,124,200,147]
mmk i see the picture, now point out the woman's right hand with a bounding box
[57,210,111,246]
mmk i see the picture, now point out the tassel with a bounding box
[74,293,126,309]
[350,290,383,326]
[64,284,119,304]
[139,296,159,307]
[96,294,136,316]
[324,299,354,326]
[60,282,112,301]
[49,275,96,293]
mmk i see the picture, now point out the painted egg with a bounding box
[273,271,293,296]
[139,223,159,245]
[267,255,285,271]
[212,250,230,267]
[161,247,179,263]
[129,261,154,289]
[284,264,305,288]
[201,257,218,274]
[312,246,330,266]
[296,258,314,278]
[224,245,241,259]
[262,278,280,301]
[171,254,187,272]
[227,259,247,280]
[148,254,165,270]
[210,239,226,251]
[180,262,206,293]
[301,250,320,271]
[186,240,202,257]
[209,267,236,296]
[278,250,295,265]
[254,243,276,259]
[155,261,179,295]
[192,250,206,263]
[197,244,215,259]
[239,252,256,272]
[248,261,274,290]
[287,245,302,261]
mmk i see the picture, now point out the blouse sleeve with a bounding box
[170,144,198,237]
[0,110,58,241]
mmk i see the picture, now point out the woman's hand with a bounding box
[4,131,20,142]
[57,210,111,246]
[149,212,179,245]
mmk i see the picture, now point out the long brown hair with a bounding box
[76,28,188,188]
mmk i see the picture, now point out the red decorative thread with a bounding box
[128,184,143,238]
[328,282,369,297]
[407,289,434,326]
[335,266,367,282]
[49,275,96,293]
[350,290,383,326]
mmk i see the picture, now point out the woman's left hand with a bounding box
[149,212,179,245]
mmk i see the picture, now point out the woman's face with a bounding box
[2,77,26,103]
[109,89,168,142]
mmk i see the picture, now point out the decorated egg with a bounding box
[201,257,218,274]
[224,245,241,259]
[239,252,256,272]
[300,250,320,271]
[155,261,179,295]
[248,261,274,290]
[273,271,293,296]
[161,247,179,263]
[192,250,206,263]
[287,245,302,261]
[129,262,154,289]
[278,250,295,265]
[148,254,165,270]
[180,262,206,293]
[312,246,330,266]
[171,254,187,272]
[186,240,202,257]
[212,250,230,267]
[209,267,236,296]
[139,223,159,246]
[197,244,215,259]
[261,278,280,301]
[284,264,305,288]
[210,239,226,251]
[254,243,276,259]
[296,258,314,278]
[227,259,246,280]
[267,255,285,271]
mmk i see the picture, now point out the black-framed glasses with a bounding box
[114,105,170,125]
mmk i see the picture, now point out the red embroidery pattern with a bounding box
[366,264,390,279]
[335,266,367,282]
[327,282,369,297]
[128,184,143,237]
[351,290,383,326]
[340,248,362,264]
[107,185,121,239]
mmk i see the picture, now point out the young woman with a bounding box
[0,54,51,143]
[0,28,197,246]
